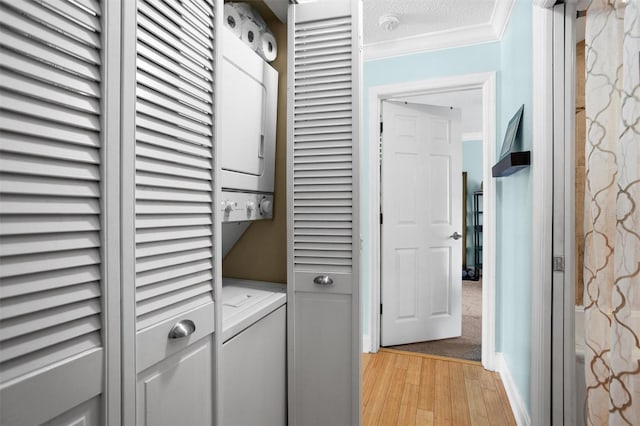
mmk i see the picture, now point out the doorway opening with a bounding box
[367,72,497,370]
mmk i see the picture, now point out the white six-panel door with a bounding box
[381,101,462,347]
[288,1,361,425]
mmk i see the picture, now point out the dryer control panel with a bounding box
[221,191,274,222]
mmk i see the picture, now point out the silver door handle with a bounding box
[168,319,196,339]
[313,275,334,286]
[450,232,462,240]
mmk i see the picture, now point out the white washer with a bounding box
[221,279,286,426]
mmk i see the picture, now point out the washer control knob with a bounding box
[246,201,256,214]
[259,199,273,216]
[223,201,234,214]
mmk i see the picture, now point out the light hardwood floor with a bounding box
[362,349,517,426]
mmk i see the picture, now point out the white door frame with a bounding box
[367,72,497,371]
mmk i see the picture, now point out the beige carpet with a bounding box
[387,280,482,361]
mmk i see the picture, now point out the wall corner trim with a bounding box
[363,0,515,61]
[496,353,532,426]
[492,0,516,40]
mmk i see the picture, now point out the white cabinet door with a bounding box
[287,1,362,425]
[137,334,214,426]
[0,1,114,424]
[222,306,286,426]
[134,0,219,423]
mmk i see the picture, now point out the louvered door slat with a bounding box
[0,175,99,197]
[291,9,356,272]
[0,8,100,64]
[137,43,212,93]
[136,270,212,301]
[38,0,102,31]
[0,29,100,81]
[2,133,100,164]
[0,265,100,299]
[1,90,100,130]
[7,0,102,48]
[137,29,212,82]
[137,86,212,124]
[71,0,101,16]
[0,215,100,236]
[0,49,100,97]
[0,1,104,411]
[0,299,101,342]
[143,1,210,50]
[1,71,100,113]
[0,283,101,321]
[137,127,212,158]
[138,1,210,60]
[0,152,100,180]
[135,0,215,330]
[164,0,212,37]
[136,258,212,288]
[136,214,212,229]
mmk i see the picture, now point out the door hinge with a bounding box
[380,303,383,315]
[553,256,565,272]
[380,212,383,225]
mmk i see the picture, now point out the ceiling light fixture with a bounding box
[378,14,400,32]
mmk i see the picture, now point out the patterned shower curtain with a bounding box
[583,0,640,424]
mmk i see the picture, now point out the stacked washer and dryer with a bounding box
[219,7,286,426]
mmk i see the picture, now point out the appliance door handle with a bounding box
[168,319,196,339]
[313,275,334,286]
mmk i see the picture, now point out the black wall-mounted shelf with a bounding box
[492,151,531,177]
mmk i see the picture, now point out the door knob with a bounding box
[313,275,334,286]
[450,232,462,240]
[168,319,196,339]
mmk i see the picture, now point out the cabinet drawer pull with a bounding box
[168,319,196,339]
[313,275,333,286]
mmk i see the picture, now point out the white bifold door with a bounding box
[0,1,112,424]
[133,0,218,424]
[381,101,463,347]
[288,1,362,425]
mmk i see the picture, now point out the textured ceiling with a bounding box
[364,0,497,44]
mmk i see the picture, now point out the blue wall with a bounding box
[362,0,533,412]
[495,0,533,409]
[463,140,483,268]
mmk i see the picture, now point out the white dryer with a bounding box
[220,26,278,256]
[220,26,277,195]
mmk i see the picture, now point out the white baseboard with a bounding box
[495,353,531,426]
[362,334,373,353]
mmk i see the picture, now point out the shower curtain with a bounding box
[583,0,640,424]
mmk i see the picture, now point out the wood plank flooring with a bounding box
[362,349,516,426]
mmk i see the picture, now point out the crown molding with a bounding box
[491,0,516,40]
[364,0,515,61]
[533,0,557,8]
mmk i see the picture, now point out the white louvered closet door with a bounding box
[288,1,362,425]
[0,1,109,424]
[134,1,217,424]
